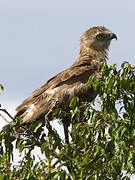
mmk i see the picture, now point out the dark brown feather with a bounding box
[15,26,116,123]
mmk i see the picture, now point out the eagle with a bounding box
[14,26,117,142]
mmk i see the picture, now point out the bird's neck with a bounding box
[71,46,108,67]
[79,46,108,62]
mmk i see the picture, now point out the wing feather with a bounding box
[15,59,98,118]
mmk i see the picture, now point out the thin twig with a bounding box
[0,108,14,121]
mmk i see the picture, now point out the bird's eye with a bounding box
[96,34,105,41]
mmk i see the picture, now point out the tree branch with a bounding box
[0,108,14,121]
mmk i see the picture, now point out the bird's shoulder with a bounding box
[15,58,99,112]
[32,58,99,97]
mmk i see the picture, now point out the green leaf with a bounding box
[41,141,49,153]
[0,174,8,180]
[87,75,95,87]
[69,97,79,110]
[16,139,25,152]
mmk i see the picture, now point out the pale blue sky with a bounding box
[0,0,135,121]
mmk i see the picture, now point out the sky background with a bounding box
[1,0,135,105]
[0,0,135,177]
[0,0,135,124]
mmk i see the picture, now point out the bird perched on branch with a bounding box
[14,26,117,142]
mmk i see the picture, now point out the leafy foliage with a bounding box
[0,62,135,179]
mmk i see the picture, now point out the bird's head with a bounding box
[80,26,117,51]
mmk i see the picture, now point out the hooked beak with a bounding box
[107,33,117,40]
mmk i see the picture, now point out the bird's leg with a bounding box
[63,123,69,144]
[45,118,63,150]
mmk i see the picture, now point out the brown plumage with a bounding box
[15,26,117,124]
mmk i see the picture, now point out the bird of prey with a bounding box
[14,26,117,142]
